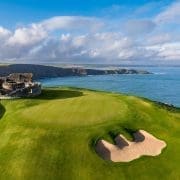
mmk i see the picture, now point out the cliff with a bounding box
[0,64,151,80]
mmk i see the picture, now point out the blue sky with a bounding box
[0,0,179,64]
[0,0,171,28]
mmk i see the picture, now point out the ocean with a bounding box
[40,66,180,107]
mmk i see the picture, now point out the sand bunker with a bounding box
[95,130,166,162]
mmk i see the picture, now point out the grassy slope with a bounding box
[0,88,179,180]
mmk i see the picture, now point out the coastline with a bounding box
[35,86,180,110]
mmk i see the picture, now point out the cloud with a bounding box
[146,32,180,45]
[154,1,180,24]
[27,33,136,62]
[146,42,180,61]
[124,19,156,35]
[7,24,47,46]
[134,1,168,17]
[41,16,104,32]
[0,12,179,64]
[6,16,104,47]
[0,26,11,41]
[23,32,158,64]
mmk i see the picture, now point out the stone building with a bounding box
[0,73,41,98]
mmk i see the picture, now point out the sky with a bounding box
[0,0,180,65]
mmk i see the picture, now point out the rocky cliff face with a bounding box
[0,64,151,80]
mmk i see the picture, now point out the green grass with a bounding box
[0,87,179,180]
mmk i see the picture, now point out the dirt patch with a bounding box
[95,130,166,162]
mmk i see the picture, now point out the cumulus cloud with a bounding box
[0,16,104,60]
[0,26,11,41]
[20,32,158,64]
[27,33,137,62]
[6,16,103,46]
[7,24,47,46]
[0,10,179,64]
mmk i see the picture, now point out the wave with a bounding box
[154,72,166,75]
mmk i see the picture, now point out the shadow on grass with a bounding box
[32,89,84,100]
[0,103,5,119]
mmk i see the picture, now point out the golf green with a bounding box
[0,87,179,180]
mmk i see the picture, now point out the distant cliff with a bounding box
[0,64,151,79]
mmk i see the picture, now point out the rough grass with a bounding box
[0,87,179,180]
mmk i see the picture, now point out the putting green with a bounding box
[0,87,179,180]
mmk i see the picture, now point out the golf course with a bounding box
[0,87,179,180]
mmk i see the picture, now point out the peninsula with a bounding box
[0,64,151,80]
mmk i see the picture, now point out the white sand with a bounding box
[95,130,166,162]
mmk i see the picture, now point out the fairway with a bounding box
[0,87,179,180]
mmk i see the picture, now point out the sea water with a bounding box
[40,66,180,107]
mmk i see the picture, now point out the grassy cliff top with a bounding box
[0,87,179,180]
